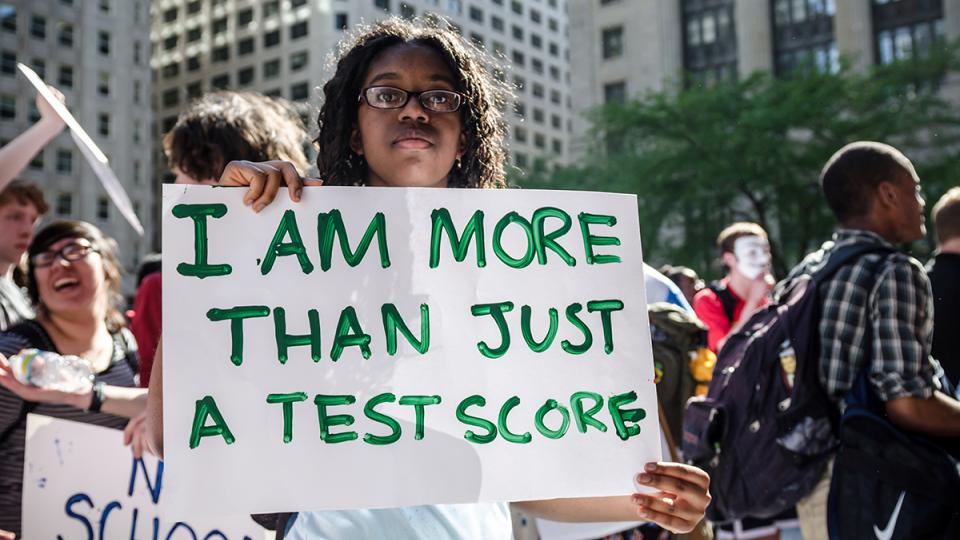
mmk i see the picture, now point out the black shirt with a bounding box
[927,252,960,388]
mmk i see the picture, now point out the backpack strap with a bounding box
[707,281,737,323]
[810,242,895,285]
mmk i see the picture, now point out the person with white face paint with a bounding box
[693,223,775,354]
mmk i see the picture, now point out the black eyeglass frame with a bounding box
[31,241,99,268]
[357,86,466,113]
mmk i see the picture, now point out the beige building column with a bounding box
[835,0,874,71]
[735,0,773,76]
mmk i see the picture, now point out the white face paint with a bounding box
[733,235,770,280]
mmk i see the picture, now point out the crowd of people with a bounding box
[0,15,957,540]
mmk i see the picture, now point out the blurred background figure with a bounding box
[927,186,960,388]
[661,264,705,307]
[0,183,48,331]
[128,253,161,387]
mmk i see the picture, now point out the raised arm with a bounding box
[0,87,66,191]
[513,462,711,534]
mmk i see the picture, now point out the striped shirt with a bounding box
[776,229,938,403]
[0,320,138,537]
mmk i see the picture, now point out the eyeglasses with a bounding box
[358,86,465,113]
[31,241,98,268]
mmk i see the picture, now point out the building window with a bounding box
[491,16,504,32]
[290,21,308,39]
[162,88,179,107]
[237,8,253,27]
[134,41,143,64]
[212,45,230,62]
[514,126,527,143]
[56,149,73,174]
[263,59,280,79]
[98,31,110,55]
[133,79,141,104]
[470,33,484,49]
[29,150,42,170]
[97,197,109,221]
[291,0,307,7]
[187,26,202,42]
[98,72,110,96]
[335,13,348,30]
[552,138,562,154]
[532,58,543,74]
[31,58,45,78]
[532,82,544,98]
[187,56,201,71]
[290,50,308,71]
[238,66,254,86]
[534,133,546,149]
[375,0,390,11]
[211,74,230,89]
[532,107,544,124]
[683,0,738,86]
[264,29,280,47]
[263,0,280,18]
[238,37,254,55]
[212,16,228,35]
[99,0,110,13]
[512,50,525,66]
[469,6,483,22]
[511,1,523,15]
[0,94,14,119]
[58,66,73,88]
[872,0,944,65]
[187,1,201,14]
[601,26,623,59]
[772,0,837,75]
[548,17,558,32]
[0,4,15,32]
[133,160,141,184]
[512,25,523,40]
[58,22,73,47]
[98,113,110,137]
[0,50,13,75]
[30,15,45,39]
[163,35,178,50]
[604,81,626,104]
[400,3,415,19]
[290,82,310,101]
[531,34,542,49]
[187,81,203,98]
[161,62,179,78]
[163,7,178,22]
[56,193,72,215]
[550,90,560,104]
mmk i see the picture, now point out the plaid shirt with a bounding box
[776,229,939,403]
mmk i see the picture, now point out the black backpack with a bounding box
[682,243,892,522]
[827,372,960,539]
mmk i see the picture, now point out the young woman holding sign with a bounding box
[147,18,711,538]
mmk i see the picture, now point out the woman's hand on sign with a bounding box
[123,411,151,458]
[632,462,711,533]
[0,353,90,409]
[218,160,323,213]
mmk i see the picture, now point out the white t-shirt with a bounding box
[285,502,512,540]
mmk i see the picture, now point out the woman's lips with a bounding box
[393,137,433,149]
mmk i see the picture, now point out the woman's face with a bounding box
[33,236,108,318]
[352,43,465,188]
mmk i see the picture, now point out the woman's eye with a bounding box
[427,94,448,105]
[375,91,402,104]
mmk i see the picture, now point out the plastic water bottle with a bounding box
[9,349,94,393]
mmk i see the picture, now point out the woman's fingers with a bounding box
[631,494,698,534]
[219,160,310,212]
[633,462,711,533]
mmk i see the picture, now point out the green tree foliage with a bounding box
[521,44,960,279]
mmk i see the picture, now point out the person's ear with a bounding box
[457,132,466,159]
[349,124,364,156]
[721,251,738,269]
[876,181,900,210]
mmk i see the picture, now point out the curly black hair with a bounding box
[316,17,511,189]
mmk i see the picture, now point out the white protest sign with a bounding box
[23,414,266,539]
[17,63,144,236]
[161,185,660,517]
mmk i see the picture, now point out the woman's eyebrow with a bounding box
[366,72,456,86]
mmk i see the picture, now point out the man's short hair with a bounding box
[932,186,960,244]
[163,91,310,181]
[820,141,917,223]
[0,180,49,215]
[717,222,767,255]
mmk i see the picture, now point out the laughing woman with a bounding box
[0,220,146,538]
